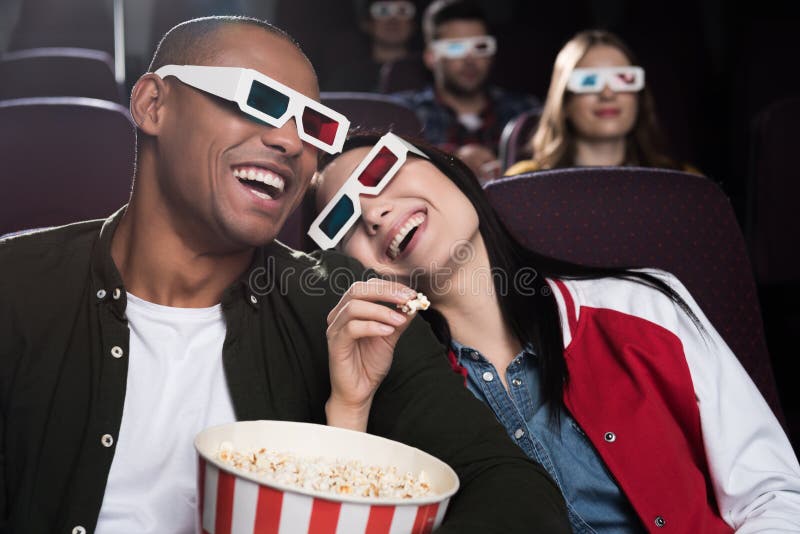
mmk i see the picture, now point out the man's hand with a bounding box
[325,279,419,431]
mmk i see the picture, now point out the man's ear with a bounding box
[422,47,437,72]
[130,73,169,136]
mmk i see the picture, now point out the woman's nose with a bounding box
[360,198,393,236]
[599,84,616,100]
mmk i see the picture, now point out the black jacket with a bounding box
[0,209,569,533]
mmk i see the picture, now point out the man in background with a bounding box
[397,0,538,182]
[320,0,418,91]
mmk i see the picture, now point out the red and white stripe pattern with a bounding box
[197,457,449,534]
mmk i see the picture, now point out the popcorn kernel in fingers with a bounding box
[398,292,430,315]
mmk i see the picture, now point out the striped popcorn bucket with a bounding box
[195,421,459,534]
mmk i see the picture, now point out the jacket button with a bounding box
[482,371,494,382]
[514,428,525,439]
[655,516,666,527]
[110,346,124,359]
[112,288,122,300]
[72,526,86,534]
[101,434,114,447]
[604,431,616,442]
[512,378,523,387]
[96,289,106,299]
[249,294,258,305]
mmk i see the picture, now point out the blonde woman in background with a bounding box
[506,30,698,175]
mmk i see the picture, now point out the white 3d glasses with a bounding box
[430,36,497,59]
[566,66,645,94]
[154,64,350,154]
[370,1,416,19]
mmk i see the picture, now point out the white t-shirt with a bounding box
[95,293,236,534]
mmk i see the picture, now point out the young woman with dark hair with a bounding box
[311,131,800,533]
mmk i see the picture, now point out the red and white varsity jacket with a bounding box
[547,271,800,533]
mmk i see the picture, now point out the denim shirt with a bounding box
[452,341,646,534]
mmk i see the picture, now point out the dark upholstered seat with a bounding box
[0,47,122,102]
[484,167,784,424]
[0,97,134,234]
[747,97,800,287]
[747,97,800,450]
[320,92,423,138]
[7,0,114,53]
[498,108,541,172]
[378,55,430,94]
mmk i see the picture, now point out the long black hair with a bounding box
[318,131,696,415]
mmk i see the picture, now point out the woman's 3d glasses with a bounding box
[567,66,645,94]
[154,65,350,154]
[430,36,497,59]
[370,1,416,20]
[308,133,428,250]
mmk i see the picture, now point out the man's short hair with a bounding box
[136,16,313,168]
[148,16,309,73]
[422,0,489,44]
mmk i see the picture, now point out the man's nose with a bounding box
[260,117,305,157]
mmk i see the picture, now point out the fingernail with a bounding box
[390,312,407,324]
[379,324,395,334]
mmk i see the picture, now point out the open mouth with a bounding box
[233,165,286,201]
[387,212,425,260]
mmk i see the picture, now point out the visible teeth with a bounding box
[249,188,272,200]
[388,213,425,259]
[233,167,286,194]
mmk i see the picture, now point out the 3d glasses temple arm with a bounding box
[153,65,242,101]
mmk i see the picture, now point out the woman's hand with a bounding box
[325,279,419,432]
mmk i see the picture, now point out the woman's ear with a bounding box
[129,73,169,136]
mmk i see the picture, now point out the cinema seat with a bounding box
[484,167,784,425]
[0,97,135,234]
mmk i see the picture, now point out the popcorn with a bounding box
[216,442,432,499]
[398,292,430,315]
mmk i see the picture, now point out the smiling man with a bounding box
[0,16,569,534]
[397,0,538,174]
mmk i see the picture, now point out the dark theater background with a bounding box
[1,0,798,449]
